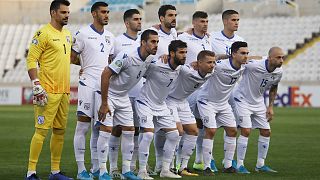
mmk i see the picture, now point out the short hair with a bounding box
[91,1,108,12]
[197,50,215,61]
[50,0,70,12]
[158,5,176,19]
[123,9,140,22]
[222,9,239,19]
[168,40,187,54]
[140,29,158,42]
[231,41,248,54]
[192,11,208,20]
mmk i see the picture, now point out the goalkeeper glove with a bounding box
[32,79,48,106]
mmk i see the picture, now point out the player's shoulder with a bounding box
[103,29,114,37]
[233,34,245,41]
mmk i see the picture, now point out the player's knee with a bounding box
[186,127,198,136]
[226,128,237,137]
[205,128,216,138]
[52,128,65,135]
[260,129,271,137]
[112,125,123,136]
[35,128,49,138]
[165,130,179,141]
[240,128,251,137]
[99,125,112,133]
[77,115,91,122]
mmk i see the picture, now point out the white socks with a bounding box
[224,136,236,168]
[237,135,248,168]
[202,138,213,169]
[97,131,111,175]
[90,124,99,173]
[162,130,179,171]
[257,135,270,168]
[195,128,204,164]
[154,130,166,170]
[73,121,90,173]
[130,135,139,170]
[138,132,154,172]
[121,131,135,173]
[179,134,197,170]
[109,135,120,172]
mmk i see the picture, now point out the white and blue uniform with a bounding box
[72,24,114,118]
[94,48,154,127]
[197,58,245,128]
[210,31,244,56]
[166,65,213,124]
[178,32,212,65]
[231,59,283,129]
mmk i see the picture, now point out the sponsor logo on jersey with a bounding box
[52,39,60,41]
[37,116,45,125]
[31,39,38,45]
[88,37,97,39]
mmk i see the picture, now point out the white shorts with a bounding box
[77,82,96,118]
[187,90,200,119]
[166,97,196,125]
[94,92,134,127]
[232,97,270,129]
[130,97,140,127]
[135,100,176,132]
[197,99,236,128]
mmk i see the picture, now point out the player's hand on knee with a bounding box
[266,107,274,122]
[98,104,111,121]
[32,79,48,106]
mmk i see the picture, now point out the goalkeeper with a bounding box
[25,0,73,179]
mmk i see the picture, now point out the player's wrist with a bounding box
[31,78,41,86]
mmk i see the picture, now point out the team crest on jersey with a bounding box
[114,60,123,67]
[139,116,147,123]
[202,116,209,124]
[37,116,45,125]
[66,36,71,43]
[37,31,42,37]
[84,103,90,110]
[31,39,38,45]
[105,36,111,44]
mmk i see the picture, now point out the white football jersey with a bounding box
[168,65,213,100]
[108,47,154,97]
[137,59,181,110]
[114,33,140,56]
[233,59,283,105]
[197,58,245,105]
[210,31,244,56]
[72,24,114,89]
[178,32,212,65]
[149,26,177,59]
[114,33,142,98]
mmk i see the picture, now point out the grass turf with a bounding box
[0,105,319,179]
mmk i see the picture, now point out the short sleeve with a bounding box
[72,30,84,54]
[108,52,129,74]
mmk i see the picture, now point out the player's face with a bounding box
[162,10,177,28]
[233,47,249,64]
[269,49,284,68]
[199,55,216,73]
[52,4,70,26]
[127,14,142,32]
[193,18,208,33]
[224,14,239,32]
[173,48,187,65]
[145,34,159,55]
[94,6,110,25]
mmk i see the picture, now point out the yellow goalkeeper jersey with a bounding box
[27,23,71,93]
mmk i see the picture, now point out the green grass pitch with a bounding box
[0,105,319,179]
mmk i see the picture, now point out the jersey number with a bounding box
[63,44,66,54]
[137,71,142,79]
[260,79,268,87]
[229,77,237,85]
[167,78,173,87]
[100,43,104,52]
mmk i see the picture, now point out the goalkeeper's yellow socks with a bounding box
[28,128,48,171]
[50,128,65,171]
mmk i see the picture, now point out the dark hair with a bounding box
[141,29,158,42]
[192,11,208,20]
[231,41,247,54]
[168,40,187,53]
[222,9,239,19]
[158,5,176,19]
[197,50,215,61]
[50,0,70,12]
[123,9,140,22]
[91,1,108,12]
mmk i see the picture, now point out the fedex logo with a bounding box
[264,86,312,107]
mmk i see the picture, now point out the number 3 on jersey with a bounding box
[100,42,104,52]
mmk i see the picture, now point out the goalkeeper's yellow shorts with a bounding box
[33,93,70,129]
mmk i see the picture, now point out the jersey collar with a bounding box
[160,26,171,35]
[221,30,234,39]
[123,33,137,41]
[265,59,272,73]
[90,24,104,35]
[137,47,145,61]
[229,57,239,70]
[193,30,205,39]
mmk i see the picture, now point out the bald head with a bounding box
[268,47,283,57]
[268,46,284,68]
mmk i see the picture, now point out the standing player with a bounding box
[231,47,284,173]
[108,9,142,178]
[148,4,179,174]
[196,41,249,175]
[71,2,114,179]
[166,50,216,177]
[177,11,212,172]
[136,40,187,179]
[25,0,73,179]
[96,29,159,180]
